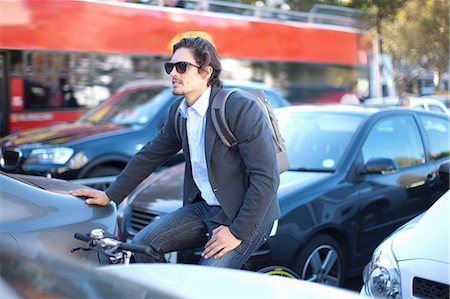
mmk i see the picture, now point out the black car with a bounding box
[120,105,449,287]
[0,80,289,189]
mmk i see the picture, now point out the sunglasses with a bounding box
[164,61,200,74]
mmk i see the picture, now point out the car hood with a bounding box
[102,264,362,299]
[392,191,449,263]
[7,173,95,193]
[0,122,128,147]
[129,163,331,214]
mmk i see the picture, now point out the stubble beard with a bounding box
[171,83,184,96]
[172,89,183,96]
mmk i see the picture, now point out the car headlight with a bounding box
[362,237,401,299]
[26,147,74,165]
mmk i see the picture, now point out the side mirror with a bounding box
[360,158,398,174]
[438,160,449,185]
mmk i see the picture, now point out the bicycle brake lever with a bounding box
[109,244,121,254]
[71,246,92,253]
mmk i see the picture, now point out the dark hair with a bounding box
[173,37,223,88]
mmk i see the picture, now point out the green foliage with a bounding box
[350,0,410,20]
[382,0,449,78]
[237,0,448,89]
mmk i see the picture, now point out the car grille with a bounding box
[127,208,160,238]
[413,277,450,299]
[0,147,22,170]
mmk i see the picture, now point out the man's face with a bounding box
[168,47,210,102]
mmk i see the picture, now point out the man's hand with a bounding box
[202,225,242,259]
[70,189,111,206]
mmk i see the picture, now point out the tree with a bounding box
[237,0,449,92]
[381,0,449,90]
[347,0,410,52]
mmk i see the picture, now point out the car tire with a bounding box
[295,234,346,287]
[86,165,122,177]
[86,166,122,190]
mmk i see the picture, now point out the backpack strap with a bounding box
[210,88,240,151]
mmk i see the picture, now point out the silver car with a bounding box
[0,171,117,264]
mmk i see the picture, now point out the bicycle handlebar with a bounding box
[73,231,152,255]
[74,232,91,242]
[118,242,152,255]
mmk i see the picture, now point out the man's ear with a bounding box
[200,65,213,81]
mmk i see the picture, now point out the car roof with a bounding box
[363,96,450,115]
[364,95,447,107]
[275,103,450,120]
[275,104,379,116]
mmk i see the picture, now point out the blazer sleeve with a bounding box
[105,99,183,204]
[225,92,280,240]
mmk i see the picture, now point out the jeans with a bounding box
[132,201,272,269]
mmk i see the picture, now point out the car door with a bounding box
[355,113,436,267]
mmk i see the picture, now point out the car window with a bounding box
[362,115,425,168]
[428,104,445,114]
[81,87,169,125]
[277,111,363,171]
[413,104,426,110]
[419,115,450,160]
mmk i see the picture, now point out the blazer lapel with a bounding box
[180,116,190,162]
[205,87,220,165]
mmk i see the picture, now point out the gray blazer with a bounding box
[106,87,280,240]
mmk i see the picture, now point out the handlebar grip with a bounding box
[118,242,152,255]
[74,232,92,242]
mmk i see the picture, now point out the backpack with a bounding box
[175,88,290,174]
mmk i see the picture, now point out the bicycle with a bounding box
[72,228,299,279]
[72,228,151,265]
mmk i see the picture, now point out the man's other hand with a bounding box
[202,225,242,259]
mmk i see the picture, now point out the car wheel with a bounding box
[86,166,122,190]
[295,234,346,287]
[257,266,300,279]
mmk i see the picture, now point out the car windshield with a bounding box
[79,86,170,125]
[277,110,364,171]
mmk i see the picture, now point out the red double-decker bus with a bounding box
[0,0,373,136]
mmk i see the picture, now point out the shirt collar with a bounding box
[178,87,211,118]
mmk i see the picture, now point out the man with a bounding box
[71,37,280,269]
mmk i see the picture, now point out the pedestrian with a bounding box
[399,93,410,107]
[340,80,360,105]
[71,36,280,269]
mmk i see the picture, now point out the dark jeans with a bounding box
[132,201,272,269]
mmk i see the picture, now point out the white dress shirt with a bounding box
[178,87,220,206]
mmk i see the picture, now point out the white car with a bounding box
[105,263,363,299]
[364,96,450,116]
[360,189,449,298]
[1,242,364,299]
